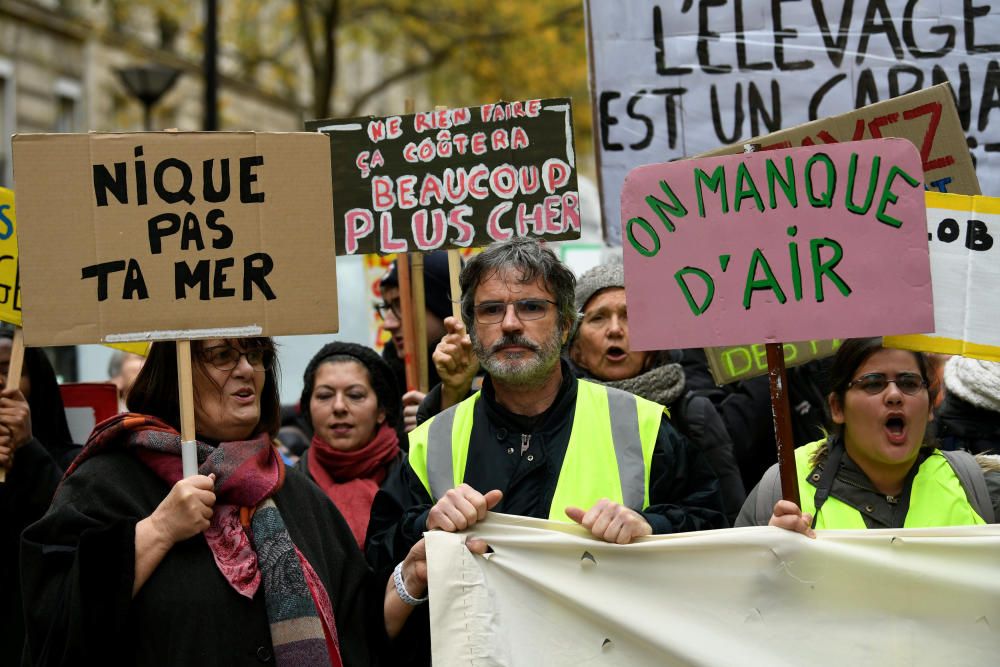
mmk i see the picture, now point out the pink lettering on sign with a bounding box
[471,133,487,155]
[562,192,581,231]
[542,158,571,194]
[411,209,447,250]
[367,117,403,143]
[379,213,407,253]
[492,129,509,151]
[372,176,395,211]
[448,205,474,246]
[344,209,375,255]
[443,168,467,204]
[419,174,445,207]
[397,175,418,209]
[490,164,518,199]
[488,203,514,241]
[467,165,489,199]
[620,139,931,351]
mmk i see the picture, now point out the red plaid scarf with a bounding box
[69,413,343,667]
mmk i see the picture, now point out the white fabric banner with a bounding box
[427,513,1000,666]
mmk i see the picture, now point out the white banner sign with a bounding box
[587,0,1000,245]
[427,513,1000,666]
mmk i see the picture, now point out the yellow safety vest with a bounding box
[796,439,986,529]
[407,380,665,522]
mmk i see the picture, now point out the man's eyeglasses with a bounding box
[473,299,556,324]
[374,300,402,320]
[846,372,927,395]
[200,345,272,371]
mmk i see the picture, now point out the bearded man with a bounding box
[365,238,725,661]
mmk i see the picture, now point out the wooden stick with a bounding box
[410,253,430,393]
[0,327,24,483]
[176,340,199,478]
[766,342,801,506]
[447,250,463,321]
[396,254,419,392]
[739,142,799,505]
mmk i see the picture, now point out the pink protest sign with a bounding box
[621,138,932,350]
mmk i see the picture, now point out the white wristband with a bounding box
[393,561,428,606]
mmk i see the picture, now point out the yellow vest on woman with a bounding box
[796,439,986,529]
[407,380,665,522]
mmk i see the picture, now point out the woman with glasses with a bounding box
[296,342,403,548]
[21,337,429,665]
[736,337,1000,532]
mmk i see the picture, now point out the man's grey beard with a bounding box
[472,328,563,388]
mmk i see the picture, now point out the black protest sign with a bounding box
[308,98,581,255]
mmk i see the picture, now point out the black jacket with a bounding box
[2,440,62,667]
[936,393,1000,455]
[21,452,381,666]
[365,363,726,665]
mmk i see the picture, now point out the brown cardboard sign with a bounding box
[307,98,581,255]
[12,132,339,346]
[698,84,979,196]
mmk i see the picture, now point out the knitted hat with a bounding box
[574,259,625,312]
[944,356,1000,413]
[379,250,456,321]
[298,342,402,429]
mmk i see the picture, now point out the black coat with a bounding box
[936,393,1000,455]
[2,440,62,667]
[20,451,380,666]
[365,365,726,666]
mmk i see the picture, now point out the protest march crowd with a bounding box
[3,6,1000,661]
[1,235,998,665]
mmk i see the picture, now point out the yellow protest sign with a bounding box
[0,188,22,327]
[885,192,1000,361]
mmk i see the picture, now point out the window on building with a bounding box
[54,79,82,133]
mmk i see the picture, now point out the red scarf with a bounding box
[307,422,399,547]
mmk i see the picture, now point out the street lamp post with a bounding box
[116,64,182,131]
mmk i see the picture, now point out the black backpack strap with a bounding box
[810,438,845,529]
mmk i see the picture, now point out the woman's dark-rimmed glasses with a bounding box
[200,345,272,371]
[846,372,927,395]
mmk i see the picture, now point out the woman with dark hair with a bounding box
[737,338,1000,532]
[0,330,77,667]
[21,337,432,666]
[297,342,403,548]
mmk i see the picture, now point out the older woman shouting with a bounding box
[21,338,423,666]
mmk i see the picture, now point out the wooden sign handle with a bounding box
[447,250,463,321]
[410,254,429,393]
[176,340,199,478]
[0,327,24,483]
[766,342,801,507]
[396,254,419,392]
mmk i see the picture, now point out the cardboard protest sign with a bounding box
[705,339,842,385]
[11,132,339,347]
[587,0,993,245]
[621,139,932,350]
[307,99,580,255]
[885,192,1000,361]
[0,188,22,327]
[698,84,977,192]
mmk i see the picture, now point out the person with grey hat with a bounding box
[377,250,453,432]
[568,259,746,525]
